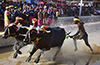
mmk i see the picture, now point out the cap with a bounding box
[73,16,80,21]
[6,6,9,9]
[14,6,17,8]
[11,5,14,8]
[18,7,21,11]
[73,18,80,22]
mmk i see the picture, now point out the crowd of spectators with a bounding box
[0,1,100,26]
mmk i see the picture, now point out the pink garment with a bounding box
[47,18,52,24]
[29,16,33,24]
[7,12,9,15]
[38,18,43,25]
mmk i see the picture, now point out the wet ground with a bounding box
[0,22,100,65]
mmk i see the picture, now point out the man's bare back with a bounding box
[77,22,85,34]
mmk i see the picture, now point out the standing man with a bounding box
[4,6,10,28]
[28,6,35,24]
[38,9,43,25]
[70,16,93,53]
[43,9,47,25]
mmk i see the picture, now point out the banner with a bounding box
[37,1,44,5]
[25,0,31,3]
[13,0,17,2]
[25,0,39,3]
[32,0,39,4]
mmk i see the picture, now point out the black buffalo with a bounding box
[2,23,31,58]
[23,26,67,63]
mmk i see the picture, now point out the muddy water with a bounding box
[0,22,100,65]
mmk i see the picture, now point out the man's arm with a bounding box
[70,24,80,38]
[70,30,79,38]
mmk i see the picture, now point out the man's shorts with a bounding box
[73,32,88,40]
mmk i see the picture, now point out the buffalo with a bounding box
[23,26,69,63]
[2,23,31,58]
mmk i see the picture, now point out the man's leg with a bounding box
[73,38,78,51]
[83,38,93,53]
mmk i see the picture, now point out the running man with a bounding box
[70,16,93,53]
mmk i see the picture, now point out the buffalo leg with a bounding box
[13,39,19,51]
[51,47,61,61]
[13,42,18,51]
[13,42,27,58]
[34,48,46,63]
[13,44,23,54]
[13,39,23,54]
[25,46,37,62]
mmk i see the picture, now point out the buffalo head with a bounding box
[2,23,19,39]
[23,27,39,43]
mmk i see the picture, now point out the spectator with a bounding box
[47,9,52,24]
[28,6,35,25]
[43,9,47,25]
[38,9,43,25]
[4,6,10,28]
